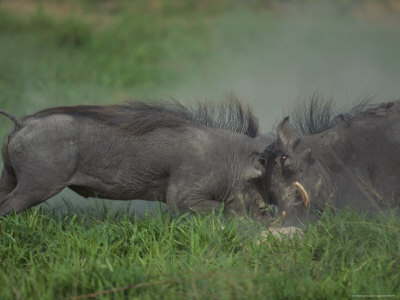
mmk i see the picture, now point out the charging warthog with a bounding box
[263,98,400,226]
[0,98,271,221]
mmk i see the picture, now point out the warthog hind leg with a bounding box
[0,169,16,199]
[0,177,65,216]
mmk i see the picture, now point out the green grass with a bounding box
[0,209,399,299]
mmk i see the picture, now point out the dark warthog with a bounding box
[0,98,271,221]
[263,98,400,226]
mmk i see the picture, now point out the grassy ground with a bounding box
[0,1,399,299]
[0,210,399,299]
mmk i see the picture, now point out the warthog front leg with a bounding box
[166,183,223,216]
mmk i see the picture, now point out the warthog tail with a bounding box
[0,109,22,128]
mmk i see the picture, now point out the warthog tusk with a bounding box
[292,181,310,208]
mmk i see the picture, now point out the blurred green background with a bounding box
[1,0,399,215]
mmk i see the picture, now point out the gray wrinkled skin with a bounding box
[0,104,271,223]
[265,100,400,226]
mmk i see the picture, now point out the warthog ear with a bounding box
[277,117,301,151]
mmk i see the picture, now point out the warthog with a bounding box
[263,97,400,226]
[0,98,271,221]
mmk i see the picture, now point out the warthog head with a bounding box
[264,117,335,225]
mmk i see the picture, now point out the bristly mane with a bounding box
[290,93,373,136]
[30,95,259,137]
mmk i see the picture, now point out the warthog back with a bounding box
[0,99,271,222]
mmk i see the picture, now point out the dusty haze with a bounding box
[162,7,400,131]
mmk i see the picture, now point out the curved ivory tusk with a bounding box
[292,181,310,208]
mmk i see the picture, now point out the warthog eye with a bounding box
[280,154,288,166]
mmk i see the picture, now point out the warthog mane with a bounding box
[29,95,259,137]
